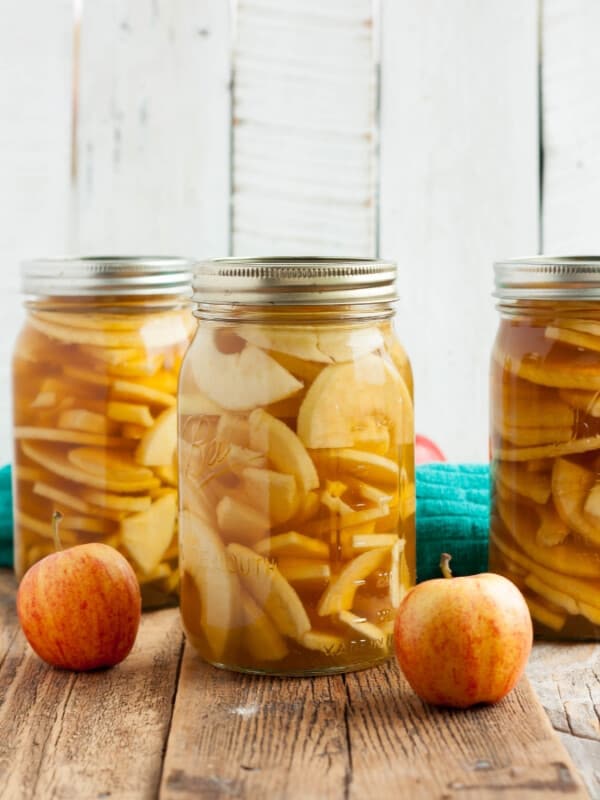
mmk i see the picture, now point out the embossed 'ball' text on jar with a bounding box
[12,257,196,608]
[178,257,416,675]
[489,256,600,640]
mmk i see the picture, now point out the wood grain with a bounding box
[528,642,600,799]
[0,569,592,799]
[0,572,184,800]
[160,642,351,799]
[162,642,587,800]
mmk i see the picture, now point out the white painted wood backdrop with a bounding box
[0,0,596,463]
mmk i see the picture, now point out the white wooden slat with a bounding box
[379,0,539,462]
[232,0,377,256]
[542,0,600,252]
[0,1,73,465]
[73,0,230,257]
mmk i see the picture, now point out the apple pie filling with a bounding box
[490,308,600,639]
[12,304,195,608]
[178,319,416,675]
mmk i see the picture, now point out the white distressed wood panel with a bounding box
[542,0,600,252]
[232,0,377,255]
[0,1,73,465]
[73,0,231,257]
[380,0,539,462]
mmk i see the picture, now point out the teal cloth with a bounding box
[0,463,491,576]
[0,465,13,567]
[416,462,490,581]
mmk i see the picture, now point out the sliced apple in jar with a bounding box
[254,531,329,560]
[216,496,270,544]
[241,592,289,662]
[552,458,600,545]
[248,408,319,495]
[317,546,392,616]
[135,406,177,466]
[227,542,311,641]
[297,354,412,449]
[239,467,300,526]
[180,509,239,661]
[120,492,176,575]
[190,329,303,412]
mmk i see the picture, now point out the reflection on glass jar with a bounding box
[12,257,195,608]
[178,257,415,675]
[490,256,600,640]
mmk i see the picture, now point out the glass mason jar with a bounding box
[489,256,600,640]
[178,257,415,675]
[12,256,196,608]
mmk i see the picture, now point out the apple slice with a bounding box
[310,448,399,487]
[237,324,384,364]
[497,425,573,447]
[524,573,579,615]
[248,408,319,495]
[110,379,175,408]
[524,592,567,632]
[240,467,299,527]
[191,330,302,412]
[495,461,552,505]
[303,504,389,538]
[179,391,227,416]
[227,543,310,641]
[80,487,152,513]
[254,531,329,560]
[14,426,123,447]
[120,492,176,574]
[552,458,600,545]
[535,504,569,547]
[21,440,160,493]
[58,409,114,435]
[338,610,386,646]
[241,592,289,662]
[135,406,177,466]
[216,414,250,447]
[106,401,154,428]
[559,388,600,417]
[496,434,600,462]
[301,630,346,655]
[216,496,269,544]
[277,558,330,588]
[317,546,392,616]
[180,509,239,660]
[68,447,155,484]
[297,354,412,449]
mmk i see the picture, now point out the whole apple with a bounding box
[17,542,142,671]
[394,554,533,708]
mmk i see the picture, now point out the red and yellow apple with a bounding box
[17,542,142,671]
[394,554,533,708]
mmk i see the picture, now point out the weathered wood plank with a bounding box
[379,0,539,462]
[73,0,231,256]
[160,642,350,799]
[0,570,183,800]
[232,0,378,256]
[162,641,587,799]
[527,642,600,799]
[345,660,588,798]
[541,1,600,252]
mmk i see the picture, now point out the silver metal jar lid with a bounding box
[21,256,194,297]
[494,255,600,300]
[192,257,398,306]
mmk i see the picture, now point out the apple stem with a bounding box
[440,552,453,579]
[52,511,63,552]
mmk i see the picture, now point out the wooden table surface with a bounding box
[0,568,597,800]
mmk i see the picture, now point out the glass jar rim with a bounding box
[21,256,194,297]
[192,256,398,306]
[494,255,600,300]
